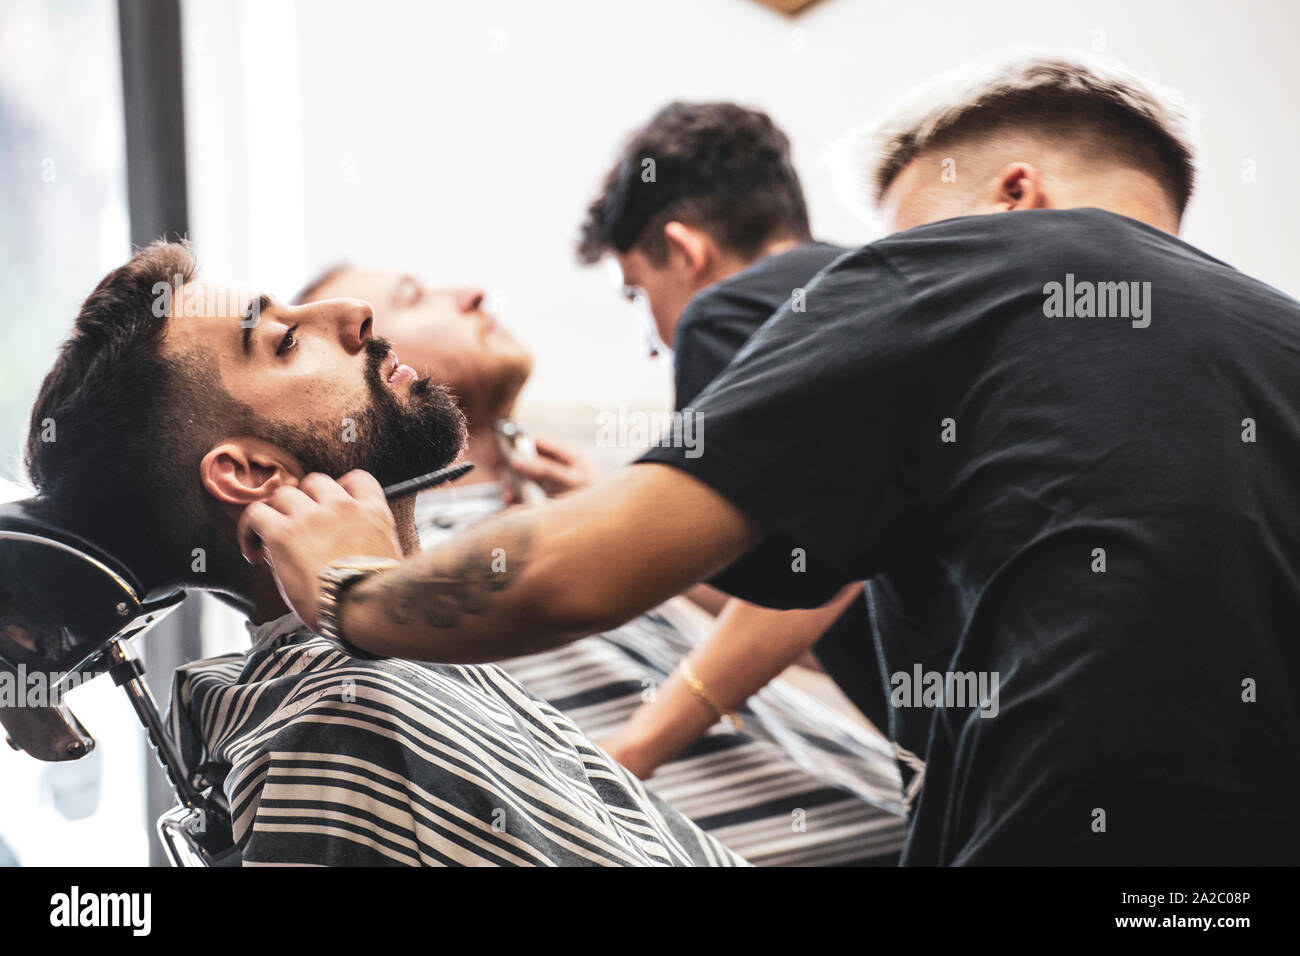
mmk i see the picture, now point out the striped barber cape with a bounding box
[416,480,908,866]
[168,614,748,867]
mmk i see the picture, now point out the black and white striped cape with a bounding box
[416,481,907,866]
[168,619,747,867]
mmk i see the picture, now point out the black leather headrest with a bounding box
[0,498,149,676]
[0,498,143,594]
[0,498,186,762]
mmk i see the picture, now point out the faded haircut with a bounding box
[829,48,1197,217]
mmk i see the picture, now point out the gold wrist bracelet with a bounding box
[679,658,743,731]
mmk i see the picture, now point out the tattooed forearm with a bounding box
[349,512,535,630]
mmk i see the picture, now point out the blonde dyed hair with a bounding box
[829,48,1198,218]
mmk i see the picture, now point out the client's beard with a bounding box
[260,336,467,486]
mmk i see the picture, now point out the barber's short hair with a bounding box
[831,48,1197,216]
[577,101,812,265]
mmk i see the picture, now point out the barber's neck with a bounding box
[707,234,803,288]
[1048,171,1182,235]
[1087,196,1180,235]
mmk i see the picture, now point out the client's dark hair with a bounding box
[577,101,812,266]
[291,263,350,306]
[26,244,466,601]
[25,240,255,593]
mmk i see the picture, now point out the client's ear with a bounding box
[200,438,302,505]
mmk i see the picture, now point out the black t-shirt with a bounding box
[640,207,1300,865]
[673,241,850,408]
[672,242,893,732]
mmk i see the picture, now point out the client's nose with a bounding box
[308,297,374,352]
[455,288,485,314]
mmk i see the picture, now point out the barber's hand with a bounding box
[506,436,600,500]
[597,730,663,781]
[237,470,402,632]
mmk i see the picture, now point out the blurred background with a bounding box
[1,0,1297,865]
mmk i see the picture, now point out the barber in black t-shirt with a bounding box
[248,52,1300,865]
[512,102,890,777]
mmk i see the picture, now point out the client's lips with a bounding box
[384,350,417,388]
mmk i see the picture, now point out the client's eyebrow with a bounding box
[241,294,275,356]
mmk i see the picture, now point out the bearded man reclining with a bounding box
[22,242,745,866]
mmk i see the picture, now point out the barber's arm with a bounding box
[508,434,732,617]
[602,585,861,779]
[238,463,759,662]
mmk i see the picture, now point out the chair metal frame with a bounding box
[1,501,240,866]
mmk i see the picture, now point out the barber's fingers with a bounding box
[238,485,313,564]
[532,436,578,465]
[238,500,288,565]
[510,436,599,493]
[336,469,387,506]
[298,472,352,507]
[509,456,587,498]
[262,484,320,518]
[508,453,569,483]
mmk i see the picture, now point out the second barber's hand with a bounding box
[237,470,401,632]
[506,435,600,499]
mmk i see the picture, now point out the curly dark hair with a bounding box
[577,102,812,265]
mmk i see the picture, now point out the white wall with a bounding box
[186,0,1300,413]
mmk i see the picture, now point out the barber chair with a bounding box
[0,499,240,866]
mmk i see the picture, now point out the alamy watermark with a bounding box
[151,274,264,326]
[596,405,703,458]
[0,665,91,708]
[49,886,151,936]
[890,665,1000,718]
[1042,273,1151,328]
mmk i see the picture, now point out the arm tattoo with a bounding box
[350,512,535,630]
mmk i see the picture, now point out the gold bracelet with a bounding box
[679,658,743,731]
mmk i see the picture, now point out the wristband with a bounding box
[680,658,744,731]
[317,557,399,657]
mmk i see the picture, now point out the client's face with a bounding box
[304,269,532,422]
[158,282,465,487]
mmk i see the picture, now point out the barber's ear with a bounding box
[662,221,712,280]
[200,439,301,505]
[992,162,1047,212]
